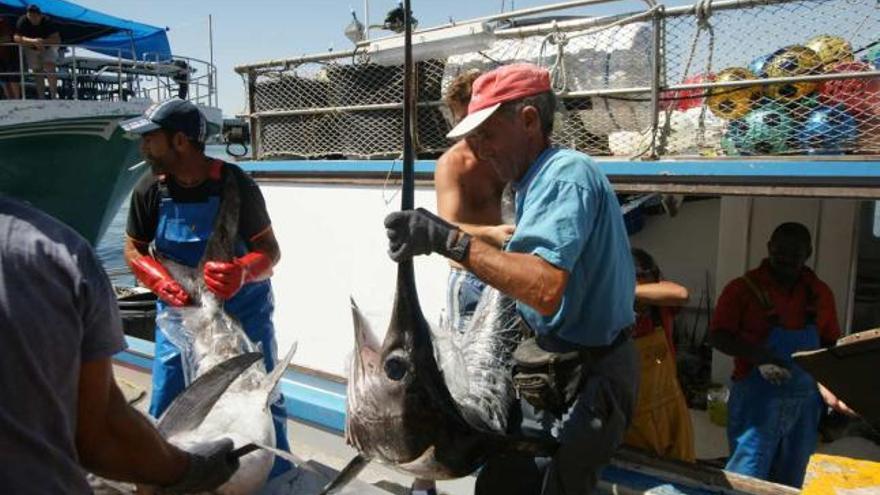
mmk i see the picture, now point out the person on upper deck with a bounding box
[384,63,639,495]
[709,222,841,488]
[119,98,292,479]
[13,4,59,100]
[0,16,21,100]
[0,194,238,494]
[624,248,695,462]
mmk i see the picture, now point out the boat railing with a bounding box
[0,43,217,107]
[234,0,880,161]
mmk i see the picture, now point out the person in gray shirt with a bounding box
[0,195,238,494]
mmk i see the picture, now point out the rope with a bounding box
[382,158,402,206]
[539,7,663,94]
[637,0,716,159]
[539,21,569,92]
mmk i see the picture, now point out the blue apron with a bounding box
[725,276,822,488]
[148,173,292,477]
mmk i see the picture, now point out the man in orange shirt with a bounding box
[709,222,840,488]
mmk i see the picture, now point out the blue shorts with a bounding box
[447,267,487,332]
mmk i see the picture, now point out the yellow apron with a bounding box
[623,325,696,462]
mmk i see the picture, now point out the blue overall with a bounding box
[725,280,822,488]
[447,267,487,333]
[148,180,292,478]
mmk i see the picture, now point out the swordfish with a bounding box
[320,260,558,494]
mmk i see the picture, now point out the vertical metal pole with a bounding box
[72,45,78,100]
[155,53,160,100]
[648,6,664,159]
[401,0,414,212]
[744,196,755,271]
[248,71,260,160]
[364,0,371,42]
[844,203,862,335]
[209,14,216,106]
[812,200,823,271]
[18,45,25,100]
[117,49,123,100]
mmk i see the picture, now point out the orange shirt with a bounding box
[710,259,841,380]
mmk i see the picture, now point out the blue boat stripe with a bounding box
[239,159,880,180]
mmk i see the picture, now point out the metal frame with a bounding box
[235,0,879,162]
[0,42,218,105]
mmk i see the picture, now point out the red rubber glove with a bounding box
[203,252,273,300]
[130,256,191,307]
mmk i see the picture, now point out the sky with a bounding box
[73,0,682,116]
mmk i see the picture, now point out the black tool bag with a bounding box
[512,337,586,418]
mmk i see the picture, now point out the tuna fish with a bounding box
[153,170,296,494]
[321,261,556,493]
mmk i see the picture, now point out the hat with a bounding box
[120,98,207,144]
[26,4,41,13]
[446,63,551,139]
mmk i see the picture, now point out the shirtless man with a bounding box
[410,71,512,495]
[435,69,513,332]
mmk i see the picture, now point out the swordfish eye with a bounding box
[384,356,409,381]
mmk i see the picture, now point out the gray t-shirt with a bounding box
[0,196,126,494]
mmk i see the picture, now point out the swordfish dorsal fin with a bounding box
[157,351,263,438]
[263,342,298,411]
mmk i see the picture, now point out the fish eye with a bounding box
[384,357,408,381]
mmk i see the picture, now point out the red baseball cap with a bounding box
[446,63,552,139]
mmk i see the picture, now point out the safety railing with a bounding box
[0,43,217,106]
[234,0,880,161]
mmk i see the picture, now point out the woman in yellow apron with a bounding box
[624,248,696,462]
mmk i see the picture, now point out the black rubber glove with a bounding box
[162,438,239,494]
[384,207,471,262]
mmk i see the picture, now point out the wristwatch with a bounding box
[445,230,472,262]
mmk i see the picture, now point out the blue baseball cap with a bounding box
[120,98,207,144]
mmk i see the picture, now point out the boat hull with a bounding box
[0,101,150,244]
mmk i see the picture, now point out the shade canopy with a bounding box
[0,0,170,60]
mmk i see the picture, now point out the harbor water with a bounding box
[95,145,242,285]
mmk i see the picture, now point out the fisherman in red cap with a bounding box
[385,63,639,494]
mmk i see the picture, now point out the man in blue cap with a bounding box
[119,98,292,478]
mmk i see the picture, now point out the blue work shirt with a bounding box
[507,147,635,346]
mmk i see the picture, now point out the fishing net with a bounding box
[240,0,879,160]
[247,59,450,160]
[156,261,260,388]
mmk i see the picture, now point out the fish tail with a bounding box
[264,341,298,410]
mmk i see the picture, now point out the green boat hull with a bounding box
[0,115,146,245]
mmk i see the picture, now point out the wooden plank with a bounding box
[612,448,799,495]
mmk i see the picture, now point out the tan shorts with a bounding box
[24,46,57,71]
